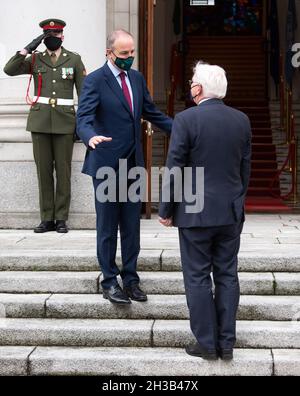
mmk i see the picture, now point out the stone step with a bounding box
[0,272,100,295]
[153,320,300,349]
[2,346,299,376]
[0,294,299,321]
[0,271,299,296]
[273,350,300,376]
[0,319,299,349]
[162,250,300,273]
[0,346,273,376]
[1,250,300,272]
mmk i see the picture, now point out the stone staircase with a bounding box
[0,217,300,376]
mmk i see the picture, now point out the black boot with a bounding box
[34,221,56,234]
[56,220,69,234]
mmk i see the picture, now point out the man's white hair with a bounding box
[193,62,228,99]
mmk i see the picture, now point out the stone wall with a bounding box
[0,0,108,229]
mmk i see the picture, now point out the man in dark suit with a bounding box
[159,62,252,361]
[77,30,172,305]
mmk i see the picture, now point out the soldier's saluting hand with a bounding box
[4,19,87,234]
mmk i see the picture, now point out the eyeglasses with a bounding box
[189,80,201,88]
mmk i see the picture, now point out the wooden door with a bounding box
[139,0,155,219]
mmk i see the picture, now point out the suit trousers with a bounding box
[31,132,74,222]
[93,154,142,290]
[178,222,243,351]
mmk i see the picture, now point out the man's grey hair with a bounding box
[193,61,228,99]
[107,29,134,50]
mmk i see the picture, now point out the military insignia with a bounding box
[62,68,74,80]
[50,21,55,27]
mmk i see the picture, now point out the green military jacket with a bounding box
[4,47,86,134]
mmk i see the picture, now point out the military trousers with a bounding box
[31,132,74,222]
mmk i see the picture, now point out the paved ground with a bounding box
[1,214,300,254]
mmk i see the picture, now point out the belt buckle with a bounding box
[49,98,57,106]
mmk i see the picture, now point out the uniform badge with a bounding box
[62,68,74,80]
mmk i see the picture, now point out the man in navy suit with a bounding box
[159,63,252,361]
[77,30,172,305]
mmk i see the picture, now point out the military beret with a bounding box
[39,19,66,31]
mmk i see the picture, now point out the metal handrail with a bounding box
[269,112,298,201]
[279,53,285,131]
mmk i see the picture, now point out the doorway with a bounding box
[152,0,269,105]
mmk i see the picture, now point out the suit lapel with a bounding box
[103,63,134,118]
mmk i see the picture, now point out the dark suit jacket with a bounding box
[159,99,252,228]
[76,63,172,177]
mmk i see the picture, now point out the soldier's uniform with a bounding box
[3,19,86,232]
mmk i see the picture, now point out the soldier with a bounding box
[3,19,86,233]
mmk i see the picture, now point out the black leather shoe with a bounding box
[34,221,56,234]
[56,220,69,234]
[103,285,131,305]
[219,349,233,361]
[124,284,148,302]
[185,343,218,360]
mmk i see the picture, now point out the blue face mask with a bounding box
[112,52,134,71]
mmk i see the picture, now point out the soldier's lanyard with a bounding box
[26,51,42,106]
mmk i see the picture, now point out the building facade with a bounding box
[0,0,299,228]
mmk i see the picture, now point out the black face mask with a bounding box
[44,36,62,51]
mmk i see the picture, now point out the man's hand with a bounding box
[88,136,112,150]
[159,217,173,227]
[24,34,46,54]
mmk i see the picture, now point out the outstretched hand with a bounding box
[88,136,113,150]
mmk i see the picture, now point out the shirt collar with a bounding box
[107,59,128,77]
[46,47,62,58]
[198,98,213,106]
